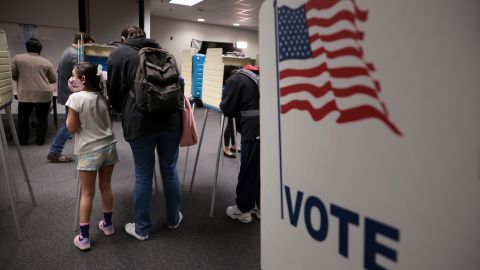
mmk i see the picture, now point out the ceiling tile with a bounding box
[150,0,262,31]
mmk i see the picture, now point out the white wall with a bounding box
[0,0,78,71]
[151,16,259,65]
[0,0,78,29]
[89,0,139,44]
[0,0,79,113]
[0,0,143,113]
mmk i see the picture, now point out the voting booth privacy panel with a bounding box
[0,30,13,107]
[181,48,194,99]
[201,48,224,111]
[260,0,480,269]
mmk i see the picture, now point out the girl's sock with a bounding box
[103,211,113,226]
[79,223,90,239]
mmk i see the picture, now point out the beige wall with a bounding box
[89,0,139,44]
[0,0,79,113]
[0,0,78,29]
[151,16,259,66]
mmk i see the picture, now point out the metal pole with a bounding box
[0,113,22,240]
[0,114,18,201]
[181,102,195,187]
[232,117,240,173]
[189,108,209,192]
[72,170,81,231]
[153,168,159,194]
[156,151,162,193]
[153,149,160,194]
[6,106,36,205]
[209,115,225,217]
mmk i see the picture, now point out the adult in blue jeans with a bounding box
[47,32,95,162]
[107,26,183,240]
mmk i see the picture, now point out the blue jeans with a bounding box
[49,124,71,156]
[48,107,71,156]
[128,129,181,236]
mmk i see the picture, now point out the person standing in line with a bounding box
[66,62,118,250]
[11,38,56,145]
[107,26,183,240]
[223,118,237,158]
[220,65,261,223]
[222,65,240,158]
[46,32,95,163]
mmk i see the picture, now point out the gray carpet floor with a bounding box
[0,107,260,270]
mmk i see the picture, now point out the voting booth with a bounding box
[0,30,13,106]
[79,44,116,74]
[0,30,36,241]
[260,0,480,269]
[180,48,194,99]
[191,54,205,99]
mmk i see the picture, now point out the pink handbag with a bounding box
[180,95,198,147]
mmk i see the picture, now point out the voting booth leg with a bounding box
[181,103,195,188]
[52,97,58,129]
[153,151,161,194]
[153,166,159,194]
[0,113,19,201]
[5,106,36,205]
[209,115,226,217]
[0,121,23,240]
[182,147,191,188]
[0,124,19,202]
[232,118,240,173]
[189,108,209,193]
[72,170,81,231]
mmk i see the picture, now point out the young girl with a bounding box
[66,62,118,250]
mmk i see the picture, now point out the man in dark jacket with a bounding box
[107,26,183,240]
[220,65,260,223]
[47,32,94,162]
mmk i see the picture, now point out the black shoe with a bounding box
[223,151,236,158]
[230,148,240,153]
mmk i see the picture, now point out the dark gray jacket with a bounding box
[220,69,260,142]
[56,46,78,105]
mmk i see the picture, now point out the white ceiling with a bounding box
[150,0,263,31]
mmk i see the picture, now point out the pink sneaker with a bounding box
[73,235,90,250]
[98,220,114,236]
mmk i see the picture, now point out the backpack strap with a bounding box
[235,69,259,87]
[235,68,260,117]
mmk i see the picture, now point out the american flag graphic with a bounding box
[276,0,402,136]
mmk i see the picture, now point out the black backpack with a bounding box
[131,47,183,115]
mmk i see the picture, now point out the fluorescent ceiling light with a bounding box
[233,23,240,27]
[169,0,203,6]
[236,41,248,49]
[197,18,205,22]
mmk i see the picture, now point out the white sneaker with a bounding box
[168,212,183,229]
[226,205,252,223]
[124,223,149,241]
[251,207,261,219]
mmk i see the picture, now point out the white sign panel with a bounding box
[260,0,480,269]
[0,30,13,107]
